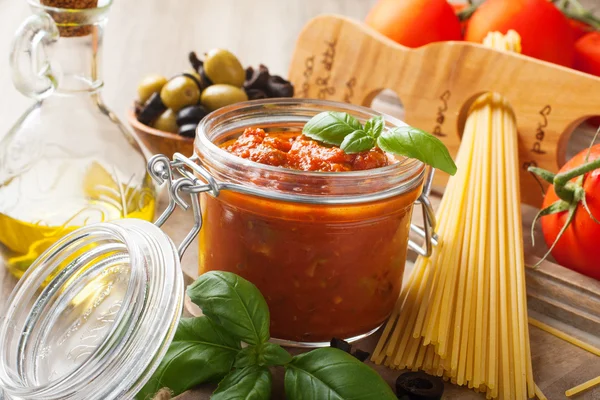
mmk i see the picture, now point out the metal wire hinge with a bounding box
[408,166,438,257]
[148,153,218,259]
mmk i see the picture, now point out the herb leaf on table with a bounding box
[257,342,293,366]
[137,317,240,399]
[284,348,397,400]
[141,271,397,400]
[187,271,270,345]
[234,346,259,369]
[235,342,291,369]
[211,365,272,400]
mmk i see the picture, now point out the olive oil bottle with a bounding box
[0,161,156,279]
[1,1,156,278]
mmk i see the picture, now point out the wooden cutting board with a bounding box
[287,14,600,207]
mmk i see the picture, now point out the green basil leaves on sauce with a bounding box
[302,111,457,175]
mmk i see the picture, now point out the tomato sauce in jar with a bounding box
[195,100,428,345]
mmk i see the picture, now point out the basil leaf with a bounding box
[235,343,292,368]
[364,115,385,138]
[257,342,292,366]
[187,271,270,345]
[137,317,240,399]
[303,111,363,146]
[284,348,396,400]
[340,131,375,154]
[377,127,457,175]
[234,346,259,368]
[212,366,272,400]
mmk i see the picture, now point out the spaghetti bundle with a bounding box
[372,31,537,399]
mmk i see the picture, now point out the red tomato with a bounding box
[366,0,462,48]
[541,145,600,280]
[569,18,594,41]
[574,32,600,76]
[465,0,575,67]
[575,33,600,127]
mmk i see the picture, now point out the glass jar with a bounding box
[193,99,435,346]
[0,0,156,279]
[0,219,184,400]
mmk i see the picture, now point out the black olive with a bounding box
[245,66,254,81]
[270,75,288,84]
[395,371,444,400]
[178,123,198,138]
[177,105,208,126]
[189,51,203,72]
[200,66,213,87]
[245,88,268,100]
[330,338,352,354]
[352,349,370,362]
[244,64,270,91]
[137,92,166,125]
[266,75,294,98]
[181,72,207,95]
[134,100,144,117]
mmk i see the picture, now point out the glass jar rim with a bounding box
[194,98,426,204]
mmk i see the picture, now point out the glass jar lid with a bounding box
[0,219,184,400]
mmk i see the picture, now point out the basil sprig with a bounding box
[303,111,457,175]
[138,271,396,400]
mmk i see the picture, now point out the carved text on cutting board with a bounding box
[315,39,338,99]
[432,90,451,137]
[344,77,357,103]
[300,39,359,101]
[531,105,551,155]
[299,56,315,98]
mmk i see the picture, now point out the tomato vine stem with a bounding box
[527,126,600,267]
[553,0,600,30]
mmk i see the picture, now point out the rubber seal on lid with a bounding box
[0,219,184,400]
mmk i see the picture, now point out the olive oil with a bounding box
[0,161,155,279]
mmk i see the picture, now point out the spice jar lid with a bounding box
[0,219,184,400]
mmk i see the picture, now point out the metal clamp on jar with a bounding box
[0,99,437,399]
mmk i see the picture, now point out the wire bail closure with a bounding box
[409,166,438,257]
[148,153,215,259]
[148,153,438,259]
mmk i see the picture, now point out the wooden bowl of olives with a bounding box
[128,110,195,157]
[130,48,294,156]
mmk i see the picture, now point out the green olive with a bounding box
[200,84,248,112]
[137,74,168,104]
[203,49,245,87]
[160,75,201,112]
[152,109,178,133]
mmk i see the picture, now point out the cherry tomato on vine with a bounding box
[366,0,462,48]
[569,18,594,41]
[540,145,600,280]
[465,0,575,67]
[574,32,600,76]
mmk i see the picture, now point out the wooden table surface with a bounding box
[0,1,599,399]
